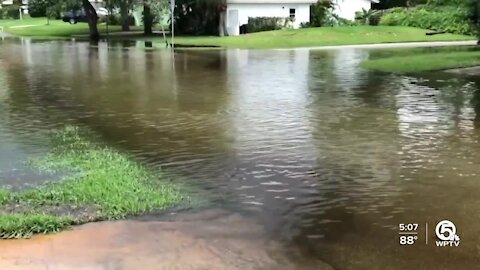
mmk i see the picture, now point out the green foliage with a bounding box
[379,5,474,35]
[28,0,79,18]
[355,9,385,26]
[0,5,21,19]
[0,126,184,239]
[106,14,135,26]
[310,0,334,27]
[323,13,356,27]
[28,0,48,17]
[247,17,285,33]
[173,0,224,36]
[424,0,468,7]
[466,0,480,39]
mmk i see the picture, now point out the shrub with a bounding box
[379,5,474,35]
[336,16,357,26]
[355,9,385,25]
[106,14,135,26]
[28,0,47,17]
[310,0,335,27]
[247,17,285,33]
[1,5,21,19]
[300,22,312,28]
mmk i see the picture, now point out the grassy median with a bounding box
[167,26,474,49]
[361,50,480,73]
[0,126,184,239]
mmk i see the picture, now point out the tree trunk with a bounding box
[218,11,226,36]
[218,4,227,36]
[476,0,480,44]
[120,2,130,31]
[82,0,99,41]
[143,3,153,35]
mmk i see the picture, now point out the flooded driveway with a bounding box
[0,209,333,270]
[0,39,479,269]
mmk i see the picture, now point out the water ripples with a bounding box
[1,41,480,267]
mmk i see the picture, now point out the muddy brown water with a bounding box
[0,39,480,269]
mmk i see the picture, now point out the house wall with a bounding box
[226,3,310,36]
[333,0,373,21]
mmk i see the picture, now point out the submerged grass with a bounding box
[361,50,480,73]
[0,126,184,239]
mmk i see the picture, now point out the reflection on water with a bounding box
[0,39,479,269]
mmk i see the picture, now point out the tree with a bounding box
[81,0,100,40]
[143,0,154,35]
[467,0,480,43]
[113,0,135,31]
[310,0,335,27]
[173,0,225,36]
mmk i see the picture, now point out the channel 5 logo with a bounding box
[435,220,460,247]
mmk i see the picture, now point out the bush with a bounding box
[247,17,285,33]
[336,16,357,26]
[300,22,312,28]
[1,5,21,19]
[28,0,47,17]
[106,14,135,26]
[369,10,384,26]
[355,9,385,25]
[379,5,473,35]
[310,0,335,27]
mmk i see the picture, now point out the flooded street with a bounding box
[0,39,479,269]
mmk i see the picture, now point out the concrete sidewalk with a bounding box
[292,40,478,50]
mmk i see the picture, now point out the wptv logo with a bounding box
[435,220,460,247]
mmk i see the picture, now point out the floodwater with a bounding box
[0,39,480,269]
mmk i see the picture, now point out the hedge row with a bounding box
[378,5,474,35]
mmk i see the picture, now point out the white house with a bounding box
[333,0,379,21]
[226,0,378,36]
[226,0,316,36]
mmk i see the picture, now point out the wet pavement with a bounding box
[0,209,333,270]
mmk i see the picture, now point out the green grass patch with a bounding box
[0,126,184,239]
[166,26,474,49]
[0,19,473,48]
[0,17,144,38]
[0,214,71,239]
[361,51,480,73]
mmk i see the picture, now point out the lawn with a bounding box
[166,26,475,49]
[361,50,480,73]
[0,126,185,239]
[0,18,474,48]
[0,17,143,38]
